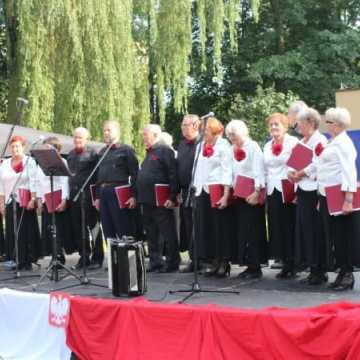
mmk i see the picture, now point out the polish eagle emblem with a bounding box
[48,292,71,328]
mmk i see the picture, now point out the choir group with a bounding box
[0,101,359,292]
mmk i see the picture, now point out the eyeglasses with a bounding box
[181,123,195,128]
[325,120,334,124]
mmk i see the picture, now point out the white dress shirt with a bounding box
[263,133,298,195]
[193,137,232,196]
[231,138,265,189]
[297,130,328,191]
[317,130,357,196]
[0,156,37,204]
[36,158,70,202]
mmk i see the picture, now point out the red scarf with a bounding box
[12,161,24,173]
[203,143,214,157]
[234,147,246,161]
[314,142,324,156]
[271,142,283,156]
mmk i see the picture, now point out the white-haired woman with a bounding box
[226,120,267,279]
[264,113,298,278]
[317,107,359,291]
[288,108,328,285]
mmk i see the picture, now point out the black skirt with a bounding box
[194,191,235,260]
[295,189,330,270]
[232,199,268,266]
[5,202,41,265]
[267,189,296,264]
[319,195,360,269]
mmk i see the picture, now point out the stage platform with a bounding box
[0,254,358,308]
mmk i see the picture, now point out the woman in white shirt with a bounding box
[316,107,359,291]
[264,113,298,278]
[36,137,71,265]
[288,108,328,285]
[193,117,233,277]
[0,136,41,270]
[226,120,267,279]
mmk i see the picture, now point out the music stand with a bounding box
[31,148,82,290]
[169,115,240,303]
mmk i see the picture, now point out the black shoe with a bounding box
[332,272,354,291]
[242,268,263,280]
[276,268,296,279]
[328,271,345,289]
[308,272,328,285]
[159,264,179,273]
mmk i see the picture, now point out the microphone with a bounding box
[201,112,214,119]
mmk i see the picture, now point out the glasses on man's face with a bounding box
[325,120,334,124]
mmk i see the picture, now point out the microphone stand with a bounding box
[0,151,40,283]
[54,142,115,291]
[169,115,240,303]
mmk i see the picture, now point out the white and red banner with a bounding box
[0,288,71,360]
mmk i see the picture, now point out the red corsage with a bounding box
[12,161,24,173]
[314,142,324,157]
[234,147,246,161]
[271,142,283,156]
[203,143,214,158]
[151,154,158,161]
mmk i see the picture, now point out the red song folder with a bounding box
[44,189,62,213]
[115,184,132,209]
[208,184,224,208]
[258,188,267,205]
[325,184,360,215]
[286,142,313,171]
[89,184,96,206]
[281,179,296,204]
[155,184,170,207]
[18,188,31,208]
[234,175,255,199]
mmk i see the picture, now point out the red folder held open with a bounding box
[325,184,360,215]
[281,179,296,204]
[115,184,132,209]
[208,184,224,208]
[286,142,313,171]
[45,189,62,213]
[155,184,170,207]
[18,188,31,208]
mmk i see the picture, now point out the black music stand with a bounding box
[31,148,82,290]
[169,114,240,303]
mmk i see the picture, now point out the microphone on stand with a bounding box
[201,112,214,119]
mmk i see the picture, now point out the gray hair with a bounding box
[159,132,173,147]
[73,127,90,139]
[182,114,200,125]
[288,100,308,116]
[325,107,351,129]
[296,108,321,130]
[144,124,162,138]
[225,119,249,139]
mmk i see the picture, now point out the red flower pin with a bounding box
[272,142,283,156]
[234,147,246,161]
[151,154,158,160]
[12,161,24,173]
[203,143,214,158]
[314,142,324,156]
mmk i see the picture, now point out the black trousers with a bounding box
[99,186,136,239]
[233,199,267,267]
[319,195,360,271]
[142,204,180,268]
[194,191,234,261]
[69,200,104,263]
[295,189,329,271]
[5,202,41,265]
[267,189,296,266]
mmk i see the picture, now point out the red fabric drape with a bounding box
[67,297,360,360]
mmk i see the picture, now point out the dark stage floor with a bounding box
[0,255,359,309]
